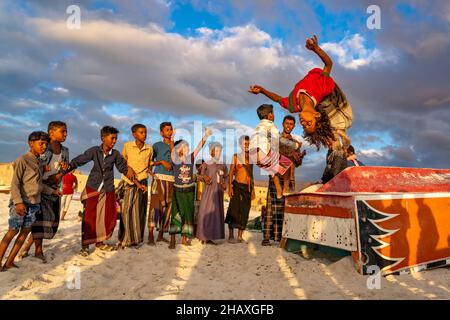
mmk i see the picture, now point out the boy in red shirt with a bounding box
[60,172,78,221]
[249,35,351,150]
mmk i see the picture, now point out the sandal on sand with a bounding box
[96,244,116,252]
[79,248,90,257]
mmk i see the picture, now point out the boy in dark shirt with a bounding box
[66,126,135,256]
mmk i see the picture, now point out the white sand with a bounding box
[0,193,448,300]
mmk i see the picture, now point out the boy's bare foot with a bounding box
[156,237,169,243]
[147,233,156,246]
[261,239,271,246]
[35,253,47,264]
[181,237,192,246]
[3,263,19,270]
[228,237,236,244]
[18,251,29,259]
[168,240,176,249]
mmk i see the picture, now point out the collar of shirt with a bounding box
[99,145,113,158]
[132,141,151,151]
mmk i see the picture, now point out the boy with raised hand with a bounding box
[168,127,212,249]
[0,132,59,270]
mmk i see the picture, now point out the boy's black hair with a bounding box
[239,135,250,144]
[174,139,186,147]
[160,122,173,132]
[256,104,274,120]
[29,131,50,142]
[302,109,334,151]
[100,126,120,138]
[347,145,355,155]
[131,123,146,133]
[48,121,67,132]
[283,115,296,124]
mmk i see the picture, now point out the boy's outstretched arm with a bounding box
[306,35,333,75]
[248,85,283,103]
[193,127,212,159]
[65,147,95,173]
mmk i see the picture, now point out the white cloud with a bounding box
[322,34,398,70]
[28,19,313,117]
[53,87,69,94]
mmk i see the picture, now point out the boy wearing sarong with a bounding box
[168,128,212,249]
[148,122,175,245]
[117,124,153,249]
[225,135,254,243]
[65,126,135,256]
[0,132,59,270]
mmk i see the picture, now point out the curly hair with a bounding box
[302,109,335,150]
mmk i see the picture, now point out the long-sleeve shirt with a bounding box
[10,152,54,205]
[68,146,128,193]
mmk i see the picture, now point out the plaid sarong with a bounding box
[118,179,148,247]
[81,187,117,246]
[31,194,60,240]
[262,175,285,241]
[148,178,173,232]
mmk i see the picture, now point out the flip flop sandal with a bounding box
[79,248,90,257]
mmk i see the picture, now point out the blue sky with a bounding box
[1,0,450,181]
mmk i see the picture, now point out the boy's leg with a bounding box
[34,239,46,263]
[0,229,20,267]
[282,167,291,193]
[237,229,245,242]
[228,227,236,243]
[60,195,67,220]
[3,227,31,269]
[168,234,176,249]
[19,234,33,258]
[273,175,283,199]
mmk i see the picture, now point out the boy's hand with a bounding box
[126,167,136,180]
[15,203,26,216]
[305,34,318,51]
[228,187,234,198]
[52,190,62,197]
[248,85,263,94]
[59,162,70,171]
[136,183,148,193]
[203,175,212,185]
[204,127,212,137]
[160,160,172,171]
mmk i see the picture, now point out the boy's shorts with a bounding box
[8,201,40,230]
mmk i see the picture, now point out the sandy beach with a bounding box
[0,193,448,300]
